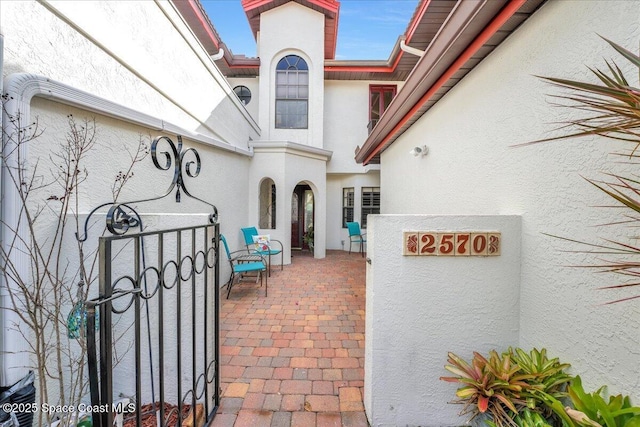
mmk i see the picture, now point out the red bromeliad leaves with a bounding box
[478,395,489,413]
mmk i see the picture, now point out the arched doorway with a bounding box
[291,184,314,250]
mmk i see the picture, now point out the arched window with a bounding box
[259,178,276,229]
[275,55,308,129]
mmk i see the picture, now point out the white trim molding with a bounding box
[249,140,333,162]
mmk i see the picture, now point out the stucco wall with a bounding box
[379,0,640,410]
[324,80,402,174]
[257,2,324,147]
[365,215,521,426]
[1,0,259,145]
[228,77,260,123]
[2,94,251,394]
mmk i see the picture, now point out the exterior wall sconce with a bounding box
[410,145,428,158]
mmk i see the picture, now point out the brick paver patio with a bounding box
[213,250,368,427]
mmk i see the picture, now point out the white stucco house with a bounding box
[1,0,639,426]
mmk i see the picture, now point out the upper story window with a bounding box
[275,55,309,129]
[233,85,252,105]
[368,85,396,134]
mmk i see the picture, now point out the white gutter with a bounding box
[0,73,254,385]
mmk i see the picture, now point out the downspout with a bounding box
[210,48,224,61]
[400,39,425,57]
[0,11,5,388]
[0,8,27,387]
[0,69,31,386]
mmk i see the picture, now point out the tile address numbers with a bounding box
[403,232,501,256]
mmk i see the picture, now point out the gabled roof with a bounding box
[242,0,340,60]
[355,0,546,164]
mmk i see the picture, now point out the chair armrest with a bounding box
[269,239,283,252]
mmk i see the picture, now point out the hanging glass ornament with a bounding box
[66,281,99,339]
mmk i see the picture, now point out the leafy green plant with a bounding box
[441,351,534,426]
[566,376,640,427]
[508,347,572,398]
[506,347,573,423]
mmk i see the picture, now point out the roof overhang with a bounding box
[355,0,546,164]
[171,0,261,78]
[242,0,340,60]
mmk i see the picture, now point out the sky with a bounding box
[200,0,419,60]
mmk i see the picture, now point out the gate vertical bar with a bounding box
[86,304,100,427]
[176,230,183,424]
[158,232,165,425]
[134,236,142,427]
[98,237,114,427]
[203,227,209,417]
[214,224,220,409]
[191,228,197,425]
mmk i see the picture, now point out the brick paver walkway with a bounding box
[213,250,368,427]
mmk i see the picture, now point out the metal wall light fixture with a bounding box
[410,145,429,158]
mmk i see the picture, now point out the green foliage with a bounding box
[566,376,640,427]
[441,351,534,427]
[513,408,554,427]
[507,347,572,399]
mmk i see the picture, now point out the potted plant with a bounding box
[303,225,314,251]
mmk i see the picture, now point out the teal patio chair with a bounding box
[220,234,267,298]
[346,222,366,257]
[241,227,283,276]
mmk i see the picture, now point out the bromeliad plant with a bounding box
[506,347,573,422]
[440,350,535,426]
[441,348,575,426]
[442,349,640,427]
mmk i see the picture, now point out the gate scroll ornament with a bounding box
[77,135,218,241]
[76,135,221,427]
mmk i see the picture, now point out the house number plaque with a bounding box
[403,232,501,256]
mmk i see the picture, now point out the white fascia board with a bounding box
[249,140,333,162]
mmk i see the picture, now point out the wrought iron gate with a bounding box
[85,222,220,427]
[80,135,221,426]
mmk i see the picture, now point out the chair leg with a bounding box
[226,273,235,299]
[349,240,352,254]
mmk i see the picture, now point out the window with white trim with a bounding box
[361,187,380,228]
[275,55,308,129]
[342,188,354,228]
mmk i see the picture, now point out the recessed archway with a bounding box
[291,183,314,251]
[258,177,276,229]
